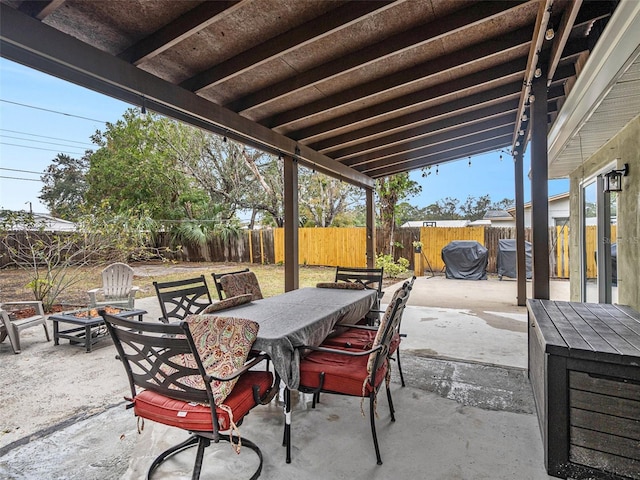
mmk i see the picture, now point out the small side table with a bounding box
[51,307,146,353]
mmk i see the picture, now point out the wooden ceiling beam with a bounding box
[341,111,517,167]
[547,0,583,85]
[296,58,527,145]
[262,28,532,128]
[230,1,528,115]
[180,1,397,92]
[510,0,553,151]
[309,80,523,153]
[0,4,373,189]
[367,135,513,178]
[358,125,514,173]
[118,2,242,65]
[17,0,65,20]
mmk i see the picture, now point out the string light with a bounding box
[436,164,439,175]
[468,156,471,167]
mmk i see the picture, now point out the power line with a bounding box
[0,175,42,182]
[0,134,89,150]
[0,98,108,123]
[0,128,94,147]
[0,167,43,175]
[0,142,84,155]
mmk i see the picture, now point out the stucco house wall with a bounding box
[568,115,640,310]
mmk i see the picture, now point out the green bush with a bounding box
[375,254,409,278]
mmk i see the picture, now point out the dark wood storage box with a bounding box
[527,299,640,479]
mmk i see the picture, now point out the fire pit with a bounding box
[50,306,146,353]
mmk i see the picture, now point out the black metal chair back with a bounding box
[153,275,212,323]
[334,266,384,297]
[335,266,384,324]
[211,268,250,300]
[102,311,274,480]
[296,284,409,465]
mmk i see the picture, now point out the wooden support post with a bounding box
[283,154,299,292]
[514,151,527,306]
[366,187,376,268]
[531,73,550,300]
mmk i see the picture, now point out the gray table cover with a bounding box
[214,287,376,388]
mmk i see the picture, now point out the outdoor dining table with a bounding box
[210,286,377,464]
[213,286,377,389]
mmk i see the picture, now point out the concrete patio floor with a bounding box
[0,275,568,479]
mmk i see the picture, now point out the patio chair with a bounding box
[335,266,384,325]
[211,268,250,300]
[219,271,263,301]
[0,301,50,354]
[322,276,415,387]
[295,285,409,465]
[87,262,139,309]
[102,311,277,480]
[153,275,212,323]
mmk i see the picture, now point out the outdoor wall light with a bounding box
[603,163,629,193]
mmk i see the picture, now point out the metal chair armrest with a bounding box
[300,344,382,357]
[205,353,271,382]
[333,323,378,331]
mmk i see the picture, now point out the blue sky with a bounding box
[0,58,569,214]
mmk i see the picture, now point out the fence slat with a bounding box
[2,225,595,280]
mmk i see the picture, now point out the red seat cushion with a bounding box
[323,329,401,354]
[133,371,273,432]
[299,348,387,396]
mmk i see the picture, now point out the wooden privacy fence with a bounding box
[2,226,601,279]
[274,227,367,267]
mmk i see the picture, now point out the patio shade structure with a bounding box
[1,0,636,298]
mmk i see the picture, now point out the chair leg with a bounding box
[386,382,396,422]
[7,324,20,354]
[283,387,292,464]
[42,322,50,342]
[191,437,209,480]
[147,435,198,480]
[147,433,263,480]
[396,350,406,387]
[369,393,383,465]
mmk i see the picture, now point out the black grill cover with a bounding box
[497,239,532,279]
[441,240,488,280]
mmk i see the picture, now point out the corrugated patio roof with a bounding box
[1,0,634,189]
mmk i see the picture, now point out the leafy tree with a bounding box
[460,194,492,221]
[395,201,427,226]
[424,197,461,220]
[86,110,200,221]
[185,137,285,227]
[39,153,90,220]
[0,208,157,311]
[491,198,514,211]
[376,173,421,255]
[298,168,363,227]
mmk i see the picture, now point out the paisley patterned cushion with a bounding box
[366,286,405,373]
[316,281,365,290]
[202,294,253,313]
[219,271,263,300]
[168,315,259,405]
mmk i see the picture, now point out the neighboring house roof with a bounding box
[507,192,570,214]
[2,211,76,232]
[401,220,471,228]
[468,219,492,226]
[483,209,514,220]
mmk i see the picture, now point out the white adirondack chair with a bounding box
[87,262,139,309]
